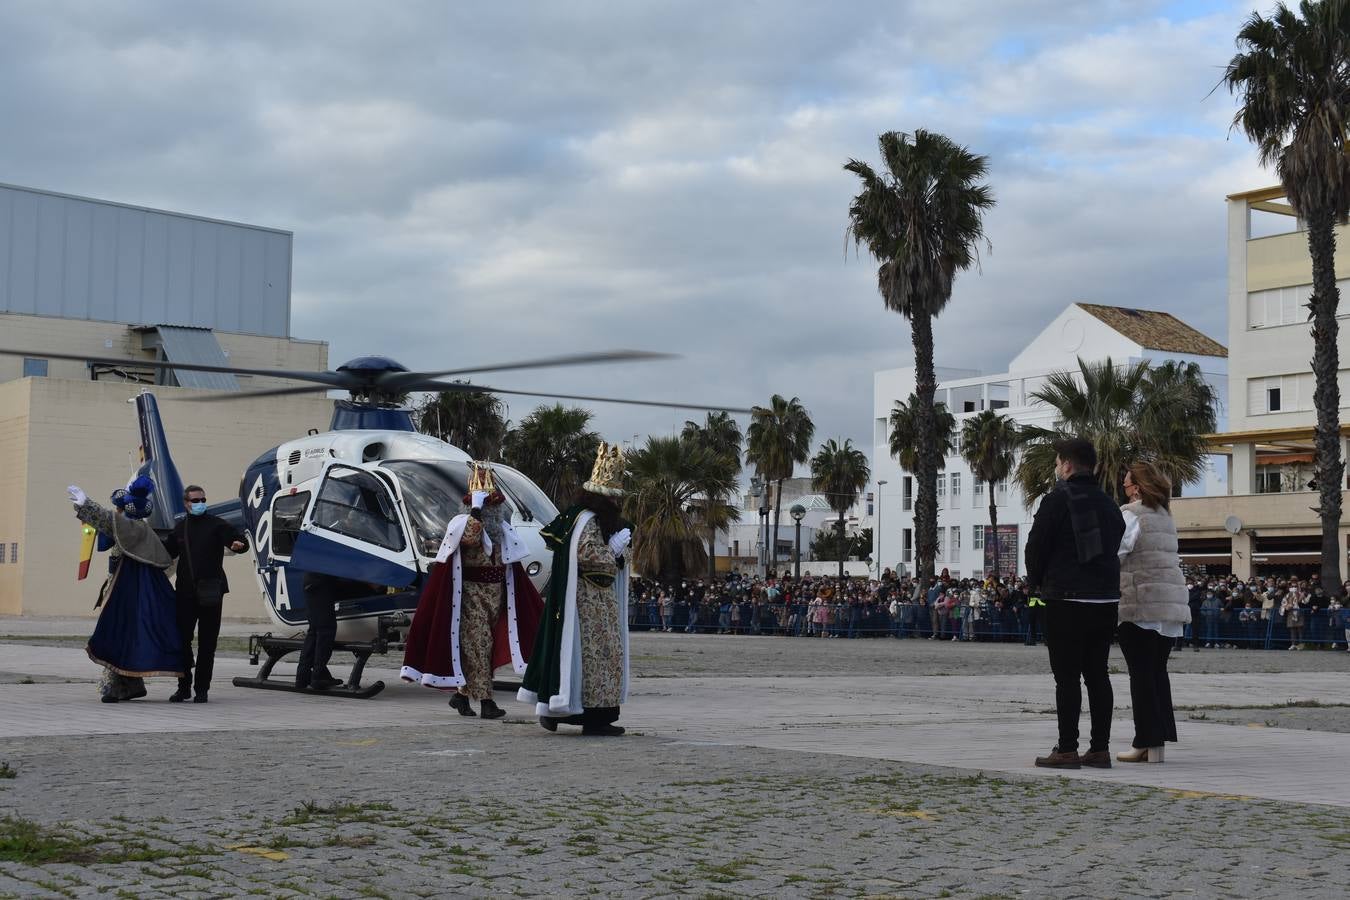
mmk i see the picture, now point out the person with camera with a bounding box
[162,484,246,704]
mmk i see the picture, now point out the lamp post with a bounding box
[875,480,888,578]
[790,504,806,581]
[749,476,764,576]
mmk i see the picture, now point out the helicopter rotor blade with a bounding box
[178,385,337,402]
[0,348,351,387]
[410,380,752,414]
[380,349,677,389]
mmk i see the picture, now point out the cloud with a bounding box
[0,0,1266,470]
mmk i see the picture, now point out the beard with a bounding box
[480,502,508,549]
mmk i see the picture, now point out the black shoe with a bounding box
[192,693,209,704]
[311,677,343,691]
[539,716,558,732]
[126,686,147,701]
[480,699,505,720]
[100,695,119,704]
[581,724,625,736]
[449,694,477,717]
[169,684,191,703]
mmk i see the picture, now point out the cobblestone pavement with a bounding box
[2,726,1348,900]
[1,630,1348,898]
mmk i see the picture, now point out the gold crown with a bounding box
[467,461,498,495]
[583,442,625,497]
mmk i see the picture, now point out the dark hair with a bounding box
[183,484,205,501]
[1052,437,1097,473]
[574,489,623,539]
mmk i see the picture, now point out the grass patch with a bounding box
[0,761,16,779]
[694,857,754,883]
[281,799,396,826]
[0,816,187,865]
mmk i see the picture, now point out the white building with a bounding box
[1169,187,1350,577]
[872,303,1228,579]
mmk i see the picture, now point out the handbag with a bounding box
[184,520,225,608]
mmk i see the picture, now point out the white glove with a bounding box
[608,528,632,558]
[471,490,489,509]
[67,485,87,506]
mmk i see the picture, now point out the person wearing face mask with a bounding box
[1025,438,1126,770]
[162,484,247,703]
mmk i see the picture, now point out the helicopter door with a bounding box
[289,463,419,587]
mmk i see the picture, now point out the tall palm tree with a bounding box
[500,404,600,509]
[810,438,872,583]
[846,129,994,583]
[889,394,956,472]
[681,412,744,581]
[746,395,815,575]
[1014,357,1218,506]
[414,381,509,460]
[961,410,1021,580]
[1224,1,1350,594]
[624,436,736,582]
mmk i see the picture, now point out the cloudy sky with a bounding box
[0,0,1269,465]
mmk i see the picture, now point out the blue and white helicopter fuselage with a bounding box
[237,429,557,643]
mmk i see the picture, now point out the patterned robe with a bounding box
[574,518,624,707]
[457,517,506,700]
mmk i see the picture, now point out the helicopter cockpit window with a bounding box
[379,460,475,556]
[271,491,310,558]
[312,466,406,552]
[493,466,559,523]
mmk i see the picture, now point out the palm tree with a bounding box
[961,410,1021,580]
[624,436,736,582]
[746,395,815,575]
[888,394,956,472]
[1014,357,1218,506]
[413,382,509,460]
[810,438,872,583]
[500,404,600,509]
[1224,2,1350,594]
[846,129,994,583]
[681,412,744,581]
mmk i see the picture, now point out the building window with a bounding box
[8,543,15,564]
[950,526,961,562]
[936,528,946,561]
[902,529,913,564]
[973,525,985,549]
[951,432,962,455]
[902,476,913,511]
[936,474,946,497]
[22,358,48,377]
[1256,467,1282,494]
[1267,387,1281,412]
[951,472,961,500]
[974,479,984,497]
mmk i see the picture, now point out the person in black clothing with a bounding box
[162,484,247,703]
[1024,438,1125,770]
[1183,581,1205,651]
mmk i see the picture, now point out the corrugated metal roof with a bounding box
[150,326,240,391]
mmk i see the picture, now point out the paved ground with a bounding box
[1,626,1348,898]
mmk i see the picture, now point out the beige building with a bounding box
[0,318,333,618]
[1172,186,1350,578]
[0,183,334,618]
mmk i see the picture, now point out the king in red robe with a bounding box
[401,464,543,718]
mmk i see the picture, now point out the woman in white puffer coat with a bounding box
[1116,462,1192,764]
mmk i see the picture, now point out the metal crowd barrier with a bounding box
[626,601,1350,649]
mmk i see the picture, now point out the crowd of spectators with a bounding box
[626,569,1350,650]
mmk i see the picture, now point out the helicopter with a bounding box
[6,346,748,697]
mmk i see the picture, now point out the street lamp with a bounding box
[790,504,806,580]
[749,476,764,576]
[875,480,888,578]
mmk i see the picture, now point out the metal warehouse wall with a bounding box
[0,182,292,337]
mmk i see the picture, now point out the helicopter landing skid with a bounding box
[232,632,386,699]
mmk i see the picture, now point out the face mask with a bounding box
[189,502,207,516]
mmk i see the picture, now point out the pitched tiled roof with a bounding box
[1076,303,1227,358]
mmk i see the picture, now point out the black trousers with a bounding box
[1044,600,1117,753]
[297,573,339,687]
[1116,622,1178,748]
[176,592,223,694]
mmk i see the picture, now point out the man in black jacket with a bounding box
[1024,438,1125,769]
[162,484,246,703]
